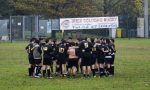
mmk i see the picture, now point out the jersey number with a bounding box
[84,43,88,48]
[59,48,64,53]
[43,47,48,51]
[92,47,96,51]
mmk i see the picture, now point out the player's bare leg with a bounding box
[72,66,77,78]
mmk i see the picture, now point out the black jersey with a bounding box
[109,43,116,55]
[57,43,68,57]
[97,44,105,56]
[92,43,97,54]
[51,43,58,59]
[79,41,93,53]
[43,44,53,58]
[25,43,34,58]
[66,42,72,49]
[52,43,57,52]
[104,44,111,56]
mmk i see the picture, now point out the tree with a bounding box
[0,0,14,16]
[101,0,143,17]
[134,0,144,17]
[13,0,103,18]
[148,0,150,15]
[0,0,145,18]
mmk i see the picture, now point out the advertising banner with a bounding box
[60,17,119,30]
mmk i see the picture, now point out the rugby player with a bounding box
[79,37,93,78]
[51,38,57,74]
[91,38,98,77]
[97,38,106,77]
[32,39,42,78]
[109,39,116,76]
[104,38,112,76]
[57,39,68,77]
[67,42,79,78]
[25,38,36,77]
[42,38,53,79]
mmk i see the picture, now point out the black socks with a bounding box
[99,68,105,77]
[47,69,51,77]
[110,66,114,75]
[42,70,46,77]
[92,69,96,76]
[34,66,40,76]
[28,68,32,76]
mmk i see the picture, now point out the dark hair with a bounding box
[75,42,79,46]
[91,38,94,43]
[30,38,36,42]
[45,37,51,43]
[35,39,40,44]
[71,42,76,46]
[39,38,44,41]
[61,39,66,43]
[106,38,110,44]
[110,39,115,43]
[100,37,104,41]
[53,38,57,43]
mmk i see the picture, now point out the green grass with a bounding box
[0,39,150,90]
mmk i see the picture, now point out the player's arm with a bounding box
[75,47,80,57]
[79,42,85,52]
[78,43,83,58]
[25,44,30,50]
[31,44,37,51]
[25,46,28,50]
[67,47,70,54]
[113,45,116,53]
[102,47,109,53]
[31,47,35,51]
[25,44,30,53]
[38,46,42,54]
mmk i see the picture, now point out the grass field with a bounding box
[0,39,150,90]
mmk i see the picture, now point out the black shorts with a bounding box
[105,56,112,64]
[68,58,78,68]
[52,56,57,61]
[81,52,92,66]
[28,57,35,64]
[57,57,66,64]
[110,55,115,64]
[56,60,60,65]
[97,56,105,64]
[91,54,97,65]
[43,58,52,65]
[34,59,41,65]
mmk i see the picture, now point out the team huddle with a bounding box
[25,37,116,79]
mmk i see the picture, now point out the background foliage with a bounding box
[0,0,147,18]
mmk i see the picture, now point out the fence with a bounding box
[10,16,46,41]
[0,15,149,41]
[0,19,9,38]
